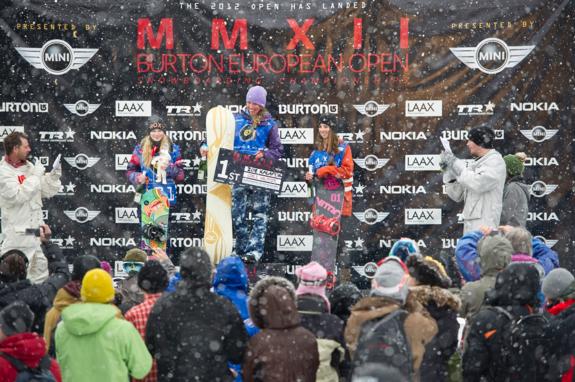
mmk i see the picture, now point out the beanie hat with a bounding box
[179,247,212,288]
[487,262,540,307]
[138,260,169,294]
[296,261,330,311]
[124,248,148,263]
[0,250,28,282]
[81,269,115,303]
[371,257,411,305]
[100,261,113,275]
[329,283,362,322]
[388,238,421,263]
[477,235,513,276]
[318,114,337,131]
[406,255,452,288]
[72,255,101,282]
[148,114,166,131]
[0,301,34,336]
[468,125,495,149]
[503,153,526,178]
[246,86,267,107]
[542,268,575,301]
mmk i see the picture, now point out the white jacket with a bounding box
[0,158,61,253]
[445,150,506,234]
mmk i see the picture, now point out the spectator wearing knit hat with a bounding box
[55,269,152,382]
[117,248,148,313]
[501,152,529,227]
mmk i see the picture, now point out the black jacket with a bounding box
[145,280,248,382]
[0,242,69,333]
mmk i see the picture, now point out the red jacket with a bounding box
[547,299,575,382]
[316,145,354,216]
[0,332,62,382]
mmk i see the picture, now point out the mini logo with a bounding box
[279,182,308,198]
[520,126,558,143]
[171,211,203,223]
[0,102,48,113]
[354,155,390,171]
[64,154,100,170]
[450,38,535,74]
[278,104,338,115]
[115,100,152,117]
[534,236,558,249]
[380,131,427,141]
[39,129,75,142]
[510,102,559,112]
[57,182,76,196]
[344,237,365,251]
[353,101,390,117]
[337,130,366,143]
[277,235,313,251]
[63,100,100,116]
[352,262,378,279]
[0,126,24,142]
[64,207,100,223]
[279,128,314,144]
[15,39,98,75]
[405,155,441,171]
[457,101,495,115]
[115,154,131,171]
[405,208,442,225]
[529,181,558,198]
[353,209,389,225]
[115,208,139,224]
[166,103,203,116]
[405,101,442,117]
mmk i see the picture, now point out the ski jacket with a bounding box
[500,176,530,227]
[233,109,283,161]
[309,143,354,216]
[43,281,81,354]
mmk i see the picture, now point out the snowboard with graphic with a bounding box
[204,106,236,265]
[310,176,345,274]
[141,188,170,251]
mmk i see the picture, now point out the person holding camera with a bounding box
[0,131,61,283]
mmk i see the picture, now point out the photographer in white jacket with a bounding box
[440,126,506,234]
[0,131,61,283]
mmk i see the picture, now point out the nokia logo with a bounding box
[90,237,137,247]
[405,100,442,117]
[450,38,534,74]
[380,131,427,141]
[0,102,48,113]
[524,157,558,167]
[279,128,314,144]
[90,131,137,140]
[171,211,203,223]
[353,209,389,225]
[0,126,24,141]
[510,102,559,112]
[90,184,136,193]
[15,39,98,75]
[115,100,152,117]
[115,208,139,224]
[353,100,390,117]
[529,181,558,198]
[278,104,338,115]
[166,103,203,116]
[277,235,313,251]
[457,101,495,115]
[527,212,559,222]
[63,100,100,116]
[279,182,308,198]
[354,155,389,171]
[380,185,426,194]
[405,208,442,225]
[64,154,100,170]
[352,262,378,279]
[39,129,75,142]
[64,207,100,223]
[277,211,313,222]
[115,154,132,171]
[405,155,440,171]
[520,126,558,143]
[379,239,427,249]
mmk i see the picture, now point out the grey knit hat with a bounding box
[542,268,575,300]
[370,257,410,305]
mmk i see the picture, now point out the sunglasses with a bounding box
[123,261,144,273]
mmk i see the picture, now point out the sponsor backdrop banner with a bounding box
[0,1,573,283]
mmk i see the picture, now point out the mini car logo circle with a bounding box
[475,38,510,75]
[40,40,74,75]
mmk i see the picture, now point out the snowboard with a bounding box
[141,188,170,251]
[204,106,236,265]
[310,175,345,277]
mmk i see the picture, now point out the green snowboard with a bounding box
[140,188,170,250]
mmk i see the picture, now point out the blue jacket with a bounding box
[456,231,559,282]
[308,142,348,173]
[233,110,283,161]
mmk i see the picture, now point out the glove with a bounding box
[31,159,46,177]
[50,154,62,178]
[451,158,465,176]
[439,151,456,171]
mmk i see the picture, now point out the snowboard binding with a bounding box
[142,223,166,242]
[310,214,341,236]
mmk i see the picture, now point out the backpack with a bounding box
[487,306,552,381]
[352,309,414,381]
[0,352,57,382]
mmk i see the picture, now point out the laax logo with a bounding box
[90,184,135,193]
[379,239,427,248]
[529,181,558,198]
[441,130,504,140]
[405,101,442,117]
[277,211,312,222]
[405,155,440,171]
[457,101,495,115]
[171,211,202,223]
[352,262,378,279]
[344,237,365,251]
[278,104,338,115]
[450,38,535,74]
[64,207,100,223]
[0,126,24,142]
[90,131,137,140]
[527,212,559,222]
[90,238,137,247]
[380,185,426,194]
[64,154,100,170]
[279,157,309,168]
[57,182,76,196]
[279,128,313,144]
[0,102,48,113]
[15,39,98,75]
[51,235,76,249]
[63,100,100,116]
[167,130,206,142]
[353,209,389,225]
[115,208,139,224]
[277,235,313,251]
[354,155,389,171]
[279,182,308,198]
[166,103,203,116]
[39,129,75,142]
[337,130,366,143]
[115,100,152,117]
[524,157,558,167]
[380,131,427,141]
[534,236,558,249]
[353,100,390,117]
[520,126,558,143]
[510,102,559,112]
[115,154,132,171]
[405,208,442,225]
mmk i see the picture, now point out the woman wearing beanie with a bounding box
[232,86,283,263]
[305,115,354,283]
[500,152,530,227]
[126,115,184,207]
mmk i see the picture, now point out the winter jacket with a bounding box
[0,332,61,382]
[43,280,81,354]
[244,277,319,382]
[117,274,145,314]
[55,303,152,382]
[500,176,530,227]
[233,109,283,161]
[309,143,354,216]
[146,280,248,381]
[344,293,438,380]
[445,149,506,234]
[0,242,69,333]
[126,143,184,205]
[547,299,575,382]
[297,294,346,382]
[410,285,461,382]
